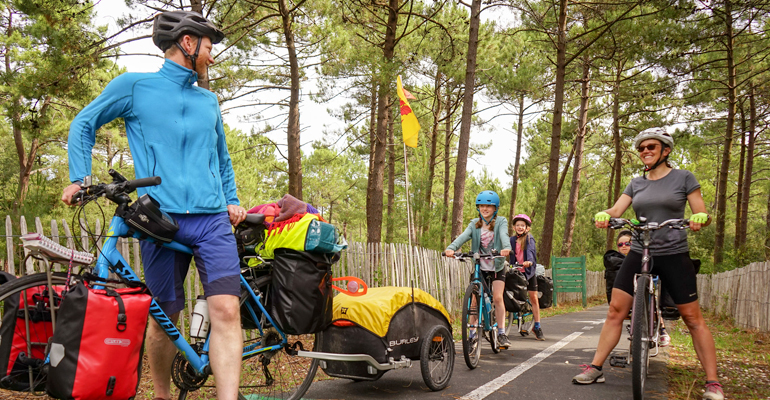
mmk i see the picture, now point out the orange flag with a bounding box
[397,76,420,148]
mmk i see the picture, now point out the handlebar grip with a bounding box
[126,176,162,191]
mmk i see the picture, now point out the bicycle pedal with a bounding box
[609,355,628,368]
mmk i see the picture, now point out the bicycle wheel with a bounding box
[234,274,321,400]
[420,324,454,391]
[461,283,482,369]
[631,275,651,400]
[0,272,69,398]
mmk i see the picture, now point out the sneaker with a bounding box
[533,326,545,341]
[572,364,605,384]
[703,382,724,400]
[497,333,511,349]
[659,332,671,347]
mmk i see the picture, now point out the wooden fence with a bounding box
[697,261,770,332]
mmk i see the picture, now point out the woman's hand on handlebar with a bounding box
[500,249,510,257]
[61,183,82,206]
[594,211,611,229]
[444,249,455,258]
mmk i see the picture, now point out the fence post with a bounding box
[5,216,13,274]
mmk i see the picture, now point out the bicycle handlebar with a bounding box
[441,250,504,260]
[608,217,690,231]
[72,169,161,204]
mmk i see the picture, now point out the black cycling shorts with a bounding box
[526,275,538,292]
[613,251,698,305]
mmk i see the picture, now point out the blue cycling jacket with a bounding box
[68,59,239,214]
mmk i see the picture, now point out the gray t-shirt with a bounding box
[622,169,700,256]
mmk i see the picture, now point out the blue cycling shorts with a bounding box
[139,212,240,316]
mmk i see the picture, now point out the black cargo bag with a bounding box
[0,272,64,392]
[270,249,337,335]
[503,270,529,313]
[536,275,554,309]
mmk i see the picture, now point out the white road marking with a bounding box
[576,319,606,324]
[583,326,594,330]
[459,331,583,400]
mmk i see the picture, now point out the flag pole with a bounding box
[403,142,415,252]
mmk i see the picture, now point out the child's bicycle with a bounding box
[503,262,534,337]
[0,170,352,400]
[443,250,506,369]
[604,217,689,400]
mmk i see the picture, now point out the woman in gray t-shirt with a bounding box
[572,128,723,400]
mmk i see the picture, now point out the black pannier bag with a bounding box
[660,258,701,320]
[503,269,529,313]
[0,272,64,392]
[270,249,337,335]
[536,275,554,309]
[46,281,152,400]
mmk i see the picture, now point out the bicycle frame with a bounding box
[629,229,659,349]
[94,214,287,375]
[468,256,496,333]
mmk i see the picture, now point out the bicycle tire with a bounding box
[487,297,500,353]
[631,275,651,400]
[461,283,481,369]
[419,324,454,391]
[0,272,70,398]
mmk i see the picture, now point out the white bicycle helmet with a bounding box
[633,127,674,149]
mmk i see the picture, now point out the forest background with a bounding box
[2,0,769,274]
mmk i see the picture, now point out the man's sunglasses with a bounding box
[636,143,659,152]
[617,242,631,247]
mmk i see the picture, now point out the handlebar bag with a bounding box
[270,249,337,335]
[0,272,64,392]
[46,282,151,400]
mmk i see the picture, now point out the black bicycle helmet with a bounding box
[152,11,225,51]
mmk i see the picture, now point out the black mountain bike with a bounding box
[606,217,689,400]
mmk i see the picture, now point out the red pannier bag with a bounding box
[0,272,64,391]
[46,281,151,400]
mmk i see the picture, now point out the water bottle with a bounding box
[190,296,210,339]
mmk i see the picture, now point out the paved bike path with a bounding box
[303,304,668,399]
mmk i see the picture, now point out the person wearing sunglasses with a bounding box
[573,127,722,400]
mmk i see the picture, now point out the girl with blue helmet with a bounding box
[445,190,513,349]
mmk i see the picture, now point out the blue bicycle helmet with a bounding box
[475,191,500,224]
[475,191,500,208]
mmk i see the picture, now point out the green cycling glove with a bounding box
[691,212,709,224]
[594,211,611,222]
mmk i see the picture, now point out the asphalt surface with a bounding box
[302,304,669,399]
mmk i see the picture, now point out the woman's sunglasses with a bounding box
[636,143,659,152]
[617,242,631,247]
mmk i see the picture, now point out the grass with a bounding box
[666,311,770,400]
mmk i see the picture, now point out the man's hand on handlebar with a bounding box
[61,183,82,206]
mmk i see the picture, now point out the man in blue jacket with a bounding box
[61,11,245,400]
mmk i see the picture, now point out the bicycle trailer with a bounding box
[301,286,454,391]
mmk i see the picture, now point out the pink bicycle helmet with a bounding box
[512,214,531,226]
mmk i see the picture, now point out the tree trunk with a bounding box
[714,0,735,265]
[739,83,756,250]
[734,101,745,250]
[441,88,453,245]
[386,109,396,243]
[279,0,303,199]
[608,59,624,250]
[537,0,568,267]
[365,0,398,244]
[507,94,525,236]
[561,57,590,257]
[190,0,210,90]
[766,182,770,260]
[450,0,482,239]
[422,70,443,237]
[12,99,39,211]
